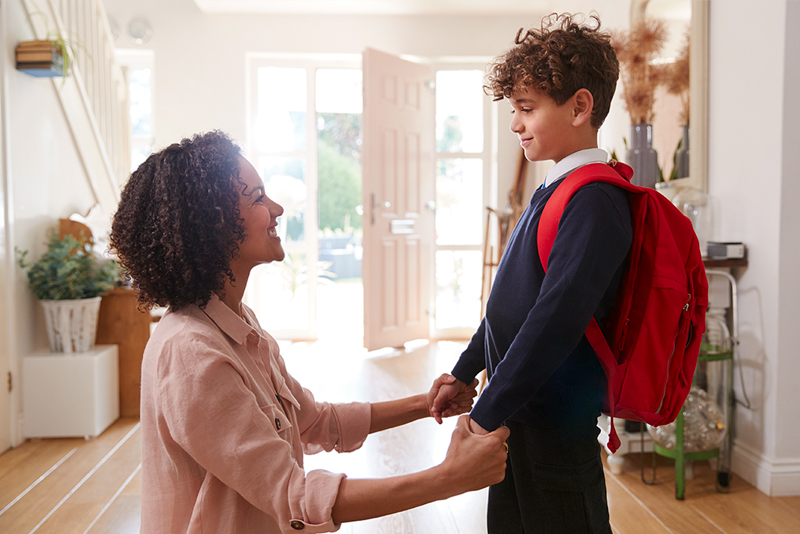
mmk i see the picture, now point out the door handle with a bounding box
[371,194,391,224]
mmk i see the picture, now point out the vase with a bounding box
[672,187,711,257]
[655,181,679,202]
[626,124,659,189]
[675,124,690,179]
[40,297,102,353]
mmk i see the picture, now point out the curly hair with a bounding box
[109,130,245,310]
[485,13,619,128]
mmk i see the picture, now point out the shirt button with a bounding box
[275,418,281,430]
[290,520,305,530]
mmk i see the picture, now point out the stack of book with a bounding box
[15,40,65,78]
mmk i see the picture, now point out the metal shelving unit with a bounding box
[649,269,740,499]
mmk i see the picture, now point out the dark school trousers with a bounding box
[487,419,612,534]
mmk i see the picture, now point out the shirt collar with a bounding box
[543,148,609,188]
[199,294,256,345]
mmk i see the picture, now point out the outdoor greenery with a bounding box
[437,115,464,153]
[17,229,119,300]
[317,112,362,232]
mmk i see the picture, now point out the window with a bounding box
[245,56,363,340]
[432,69,492,336]
[115,49,155,172]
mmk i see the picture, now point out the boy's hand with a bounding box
[427,374,477,424]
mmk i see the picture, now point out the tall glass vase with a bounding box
[626,124,658,188]
[675,124,690,179]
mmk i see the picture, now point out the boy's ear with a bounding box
[571,89,594,127]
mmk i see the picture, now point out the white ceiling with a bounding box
[192,0,551,15]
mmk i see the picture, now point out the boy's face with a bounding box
[508,86,577,164]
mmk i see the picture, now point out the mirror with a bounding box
[631,0,708,192]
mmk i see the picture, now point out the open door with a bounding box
[362,48,435,351]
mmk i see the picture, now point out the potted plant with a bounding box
[17,226,119,353]
[15,1,82,78]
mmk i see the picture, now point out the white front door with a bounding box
[362,48,435,351]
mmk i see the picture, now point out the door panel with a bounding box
[363,48,434,350]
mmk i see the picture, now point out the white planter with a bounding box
[40,297,102,353]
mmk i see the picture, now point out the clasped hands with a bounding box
[427,373,490,435]
[426,374,510,490]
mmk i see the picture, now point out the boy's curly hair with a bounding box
[485,12,619,128]
[109,130,245,310]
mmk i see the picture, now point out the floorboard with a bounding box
[1,341,798,533]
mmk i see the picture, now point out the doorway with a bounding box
[245,54,489,348]
[245,57,364,342]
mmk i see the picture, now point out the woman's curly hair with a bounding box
[109,130,245,310]
[485,12,619,128]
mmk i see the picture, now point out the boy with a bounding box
[429,13,629,534]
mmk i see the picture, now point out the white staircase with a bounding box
[24,0,130,213]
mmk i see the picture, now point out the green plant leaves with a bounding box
[16,229,119,300]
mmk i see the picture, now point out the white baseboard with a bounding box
[732,441,800,496]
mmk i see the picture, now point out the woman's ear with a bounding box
[571,89,594,127]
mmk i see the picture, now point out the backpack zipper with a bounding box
[618,318,630,351]
[656,294,692,413]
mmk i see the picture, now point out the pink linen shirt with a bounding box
[140,295,371,533]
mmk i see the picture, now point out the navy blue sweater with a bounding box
[453,174,632,431]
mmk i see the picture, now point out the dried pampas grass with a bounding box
[666,29,691,125]
[612,17,669,124]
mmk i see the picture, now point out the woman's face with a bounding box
[234,156,285,268]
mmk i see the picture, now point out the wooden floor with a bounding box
[1,340,799,533]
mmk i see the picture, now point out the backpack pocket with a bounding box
[616,279,691,418]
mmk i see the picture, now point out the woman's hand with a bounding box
[440,415,509,491]
[331,414,509,523]
[427,374,478,423]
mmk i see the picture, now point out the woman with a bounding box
[110,131,509,533]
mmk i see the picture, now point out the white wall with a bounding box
[775,0,800,491]
[103,0,630,203]
[0,0,11,452]
[1,0,104,445]
[709,0,800,496]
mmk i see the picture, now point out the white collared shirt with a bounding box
[543,148,609,188]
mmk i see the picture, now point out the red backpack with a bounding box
[537,161,708,453]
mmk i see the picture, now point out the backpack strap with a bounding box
[537,161,635,268]
[536,161,636,453]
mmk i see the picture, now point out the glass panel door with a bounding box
[433,69,489,336]
[246,59,362,341]
[246,66,314,338]
[315,68,363,341]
